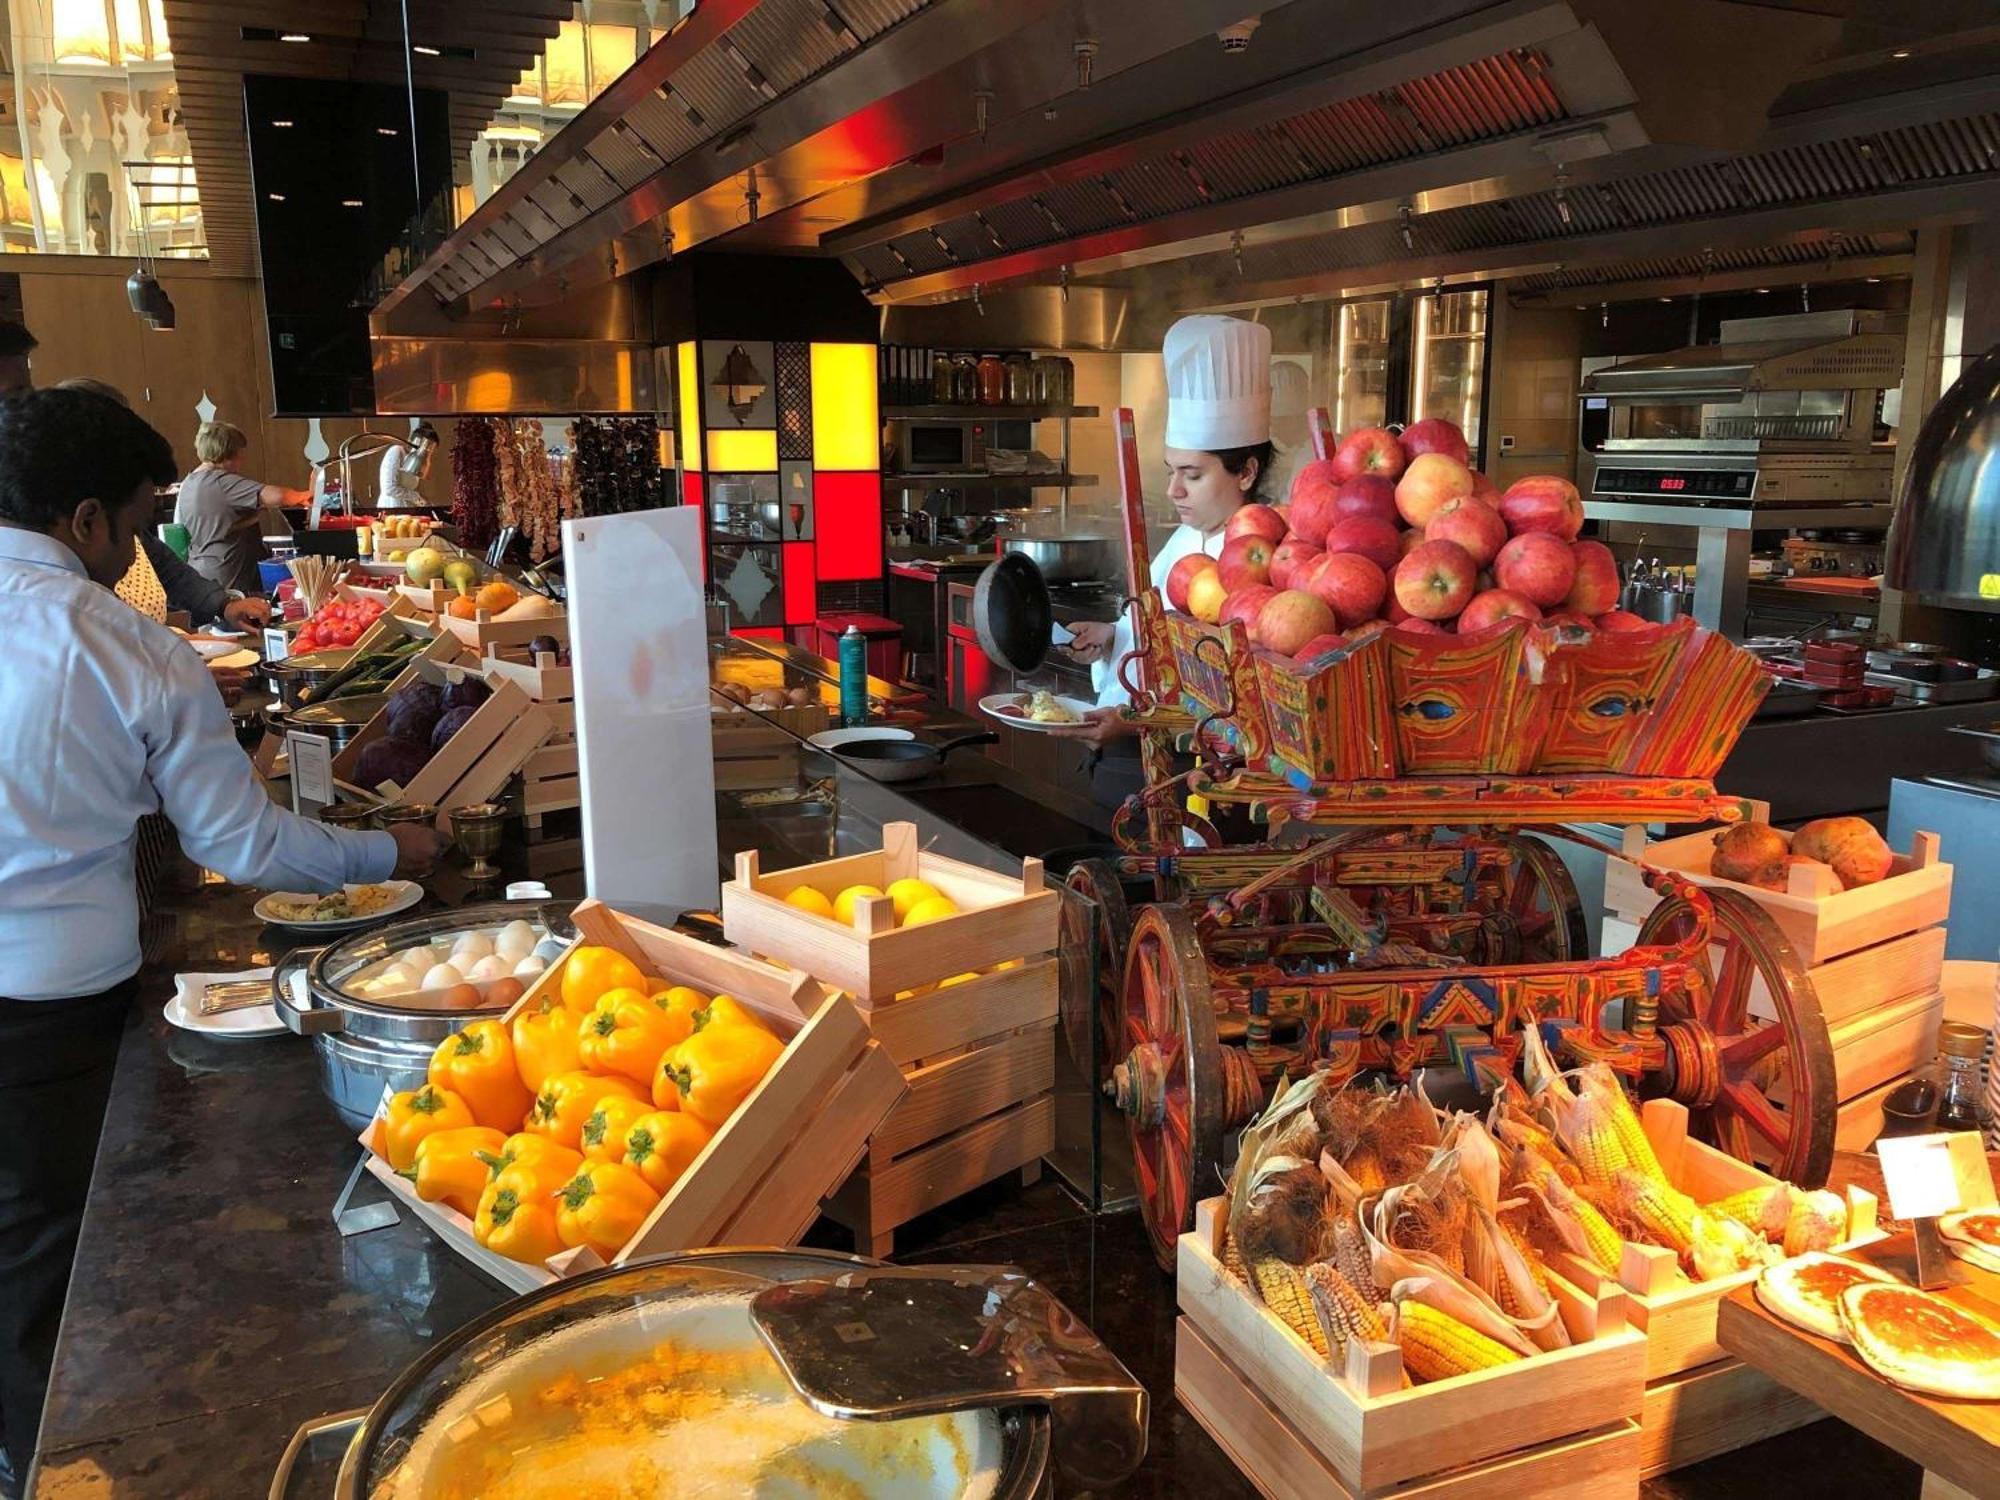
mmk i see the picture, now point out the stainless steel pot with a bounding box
[276,695,390,753]
[269,1249,1056,1500]
[261,650,356,711]
[274,902,574,1131]
[1000,533,1115,583]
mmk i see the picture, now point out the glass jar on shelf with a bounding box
[930,351,958,404]
[1005,351,1035,405]
[953,353,981,405]
[976,353,1007,405]
[1936,1020,1989,1133]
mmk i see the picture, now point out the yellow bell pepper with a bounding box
[477,1131,582,1186]
[428,1020,534,1130]
[692,993,768,1035]
[653,1022,785,1127]
[577,987,698,1086]
[560,944,649,1015]
[474,1163,566,1266]
[578,1093,652,1162]
[527,1069,644,1150]
[622,1109,712,1195]
[384,1084,475,1170]
[554,1160,661,1258]
[510,998,583,1096]
[405,1125,506,1217]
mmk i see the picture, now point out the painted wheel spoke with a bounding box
[1720,1079,1790,1151]
[1707,942,1753,1032]
[1718,1024,1786,1069]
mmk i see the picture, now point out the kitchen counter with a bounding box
[1719,697,1996,822]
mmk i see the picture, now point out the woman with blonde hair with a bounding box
[171,419,311,593]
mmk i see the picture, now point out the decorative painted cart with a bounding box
[1070,410,1837,1269]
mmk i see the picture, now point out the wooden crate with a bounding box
[1177,1197,1644,1497]
[824,958,1059,1257]
[333,660,552,816]
[1604,820,1951,968]
[360,899,906,1295]
[395,580,453,616]
[1634,1357,1824,1478]
[441,605,569,654]
[486,650,579,827]
[1176,1317,1642,1499]
[486,650,574,737]
[720,821,1060,1003]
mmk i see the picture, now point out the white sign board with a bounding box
[564,507,717,921]
[1875,1132,1970,1221]
[287,730,335,814]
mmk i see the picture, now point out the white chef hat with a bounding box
[1163,314,1272,450]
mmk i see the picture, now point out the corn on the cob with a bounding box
[1705,1184,1794,1241]
[1616,1167,1697,1257]
[1331,1216,1384,1303]
[1504,1220,1553,1296]
[1251,1255,1330,1357]
[1558,1092,1634,1190]
[1222,1227,1249,1283]
[1598,1080,1671,1188]
[1394,1301,1521,1382]
[1305,1262,1387,1357]
[1531,1160,1624,1273]
[1345,1146,1388,1195]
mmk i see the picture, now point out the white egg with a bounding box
[429,939,458,966]
[496,920,538,959]
[513,954,548,981]
[421,962,464,991]
[451,932,495,963]
[377,963,417,990]
[466,954,512,983]
[395,946,434,973]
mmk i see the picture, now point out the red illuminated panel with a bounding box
[682,472,706,581]
[1660,476,1687,491]
[782,541,817,625]
[734,626,785,641]
[814,471,883,581]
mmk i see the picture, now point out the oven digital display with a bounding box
[1593,467,1755,499]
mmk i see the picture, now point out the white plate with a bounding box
[807,726,915,750]
[207,649,260,671]
[978,691,1096,732]
[180,635,247,662]
[165,970,286,1039]
[254,879,424,932]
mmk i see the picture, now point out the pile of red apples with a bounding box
[1165,417,1646,661]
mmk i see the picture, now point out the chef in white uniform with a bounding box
[376,424,439,510]
[1056,314,1275,745]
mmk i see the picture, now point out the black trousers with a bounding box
[0,981,134,1474]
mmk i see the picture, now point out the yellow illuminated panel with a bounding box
[810,342,879,472]
[677,341,701,472]
[706,428,776,472]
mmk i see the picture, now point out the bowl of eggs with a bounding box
[276,903,577,1132]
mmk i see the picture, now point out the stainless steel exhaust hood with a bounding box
[1885,344,2000,613]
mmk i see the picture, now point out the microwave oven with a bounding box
[895,420,985,473]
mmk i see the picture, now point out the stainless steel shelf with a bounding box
[1748,582,1881,614]
[882,471,1098,488]
[881,404,1100,421]
[1585,500,1894,531]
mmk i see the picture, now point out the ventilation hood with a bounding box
[1886,344,2000,613]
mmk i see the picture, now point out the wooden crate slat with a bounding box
[1802,927,1948,1025]
[861,959,1059,1065]
[1176,1317,1643,1500]
[830,1093,1053,1239]
[442,608,570,653]
[1636,1358,1823,1479]
[870,1025,1054,1160]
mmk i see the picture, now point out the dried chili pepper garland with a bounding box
[450,416,501,550]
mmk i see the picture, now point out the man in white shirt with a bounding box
[0,388,442,1488]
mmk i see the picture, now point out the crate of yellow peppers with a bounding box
[360,898,907,1294]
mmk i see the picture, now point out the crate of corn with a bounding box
[1175,1075,1644,1498]
[1497,1031,1879,1477]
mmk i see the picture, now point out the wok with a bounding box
[829,731,997,783]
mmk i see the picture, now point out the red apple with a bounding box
[1398,528,1427,559]
[1498,475,1585,540]
[1186,569,1228,623]
[1564,540,1621,616]
[1383,590,1413,624]
[1457,589,1543,634]
[1331,475,1400,529]
[1286,460,1343,544]
[1424,496,1507,567]
[1395,452,1474,529]
[1393,618,1450,636]
[1400,417,1469,466]
[1468,469,1502,507]
[1594,609,1652,632]
[1494,532,1577,608]
[1218,533,1276,591]
[1303,551,1388,630]
[1332,426,1407,482]
[1255,590,1338,655]
[1166,553,1218,612]
[1224,502,1288,547]
[1293,632,1348,663]
[1220,585,1279,634]
[1347,619,1391,646]
[1324,516,1401,573]
[1392,539,1478,621]
[1269,537,1322,591]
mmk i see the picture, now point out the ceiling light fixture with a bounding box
[268,192,285,202]
[412,43,440,56]
[271,119,293,128]
[341,198,364,208]
[280,32,310,43]
[1890,48,1910,59]
[377,127,398,136]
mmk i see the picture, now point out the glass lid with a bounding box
[312,901,574,1014]
[349,1251,1017,1500]
[288,694,391,728]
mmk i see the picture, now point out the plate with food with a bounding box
[254,879,424,932]
[979,688,1095,732]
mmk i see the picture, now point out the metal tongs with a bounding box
[751,1265,1149,1490]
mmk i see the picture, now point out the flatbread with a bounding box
[1939,1209,2000,1277]
[1839,1283,2000,1401]
[1754,1253,1896,1342]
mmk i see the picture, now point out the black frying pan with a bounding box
[831,731,998,783]
[973,553,1053,674]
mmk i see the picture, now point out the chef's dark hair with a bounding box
[1213,440,1275,502]
[0,387,176,528]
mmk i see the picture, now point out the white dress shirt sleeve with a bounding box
[143,646,398,891]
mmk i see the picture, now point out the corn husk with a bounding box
[1236,1155,1333,1266]
[1226,1072,1324,1237]
[1691,1207,1778,1281]
[1366,1174,1538,1357]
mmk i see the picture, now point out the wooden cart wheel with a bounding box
[1636,887,1837,1187]
[1496,835,1589,963]
[1108,905,1225,1271]
[1059,858,1133,1084]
